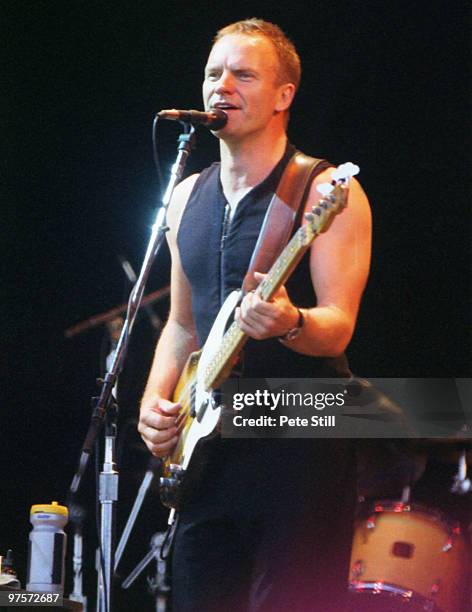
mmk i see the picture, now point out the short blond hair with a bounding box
[214,18,301,92]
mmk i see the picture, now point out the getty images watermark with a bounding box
[220,378,472,439]
[231,388,342,428]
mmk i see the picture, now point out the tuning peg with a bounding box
[331,162,360,182]
[316,182,334,196]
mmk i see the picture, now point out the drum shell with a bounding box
[349,502,470,612]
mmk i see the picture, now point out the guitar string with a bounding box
[170,230,309,437]
[170,189,343,433]
[171,225,320,429]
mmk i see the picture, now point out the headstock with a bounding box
[303,162,360,238]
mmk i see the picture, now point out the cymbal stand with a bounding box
[121,532,170,612]
[69,523,88,611]
[114,457,161,572]
[451,447,471,494]
[68,502,88,611]
[68,121,197,612]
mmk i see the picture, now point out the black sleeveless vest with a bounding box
[177,144,350,379]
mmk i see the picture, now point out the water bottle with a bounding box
[26,501,68,594]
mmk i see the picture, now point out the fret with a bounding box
[204,321,245,389]
[258,226,314,302]
[204,206,321,389]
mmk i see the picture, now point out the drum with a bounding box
[349,501,470,612]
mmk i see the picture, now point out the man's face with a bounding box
[203,33,289,139]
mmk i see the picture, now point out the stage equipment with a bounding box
[67,113,201,612]
[451,448,471,494]
[118,256,163,332]
[121,532,170,612]
[157,108,227,129]
[68,503,87,610]
[349,500,469,612]
[64,286,169,339]
[114,457,161,573]
[0,550,20,589]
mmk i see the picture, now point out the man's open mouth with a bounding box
[212,102,240,111]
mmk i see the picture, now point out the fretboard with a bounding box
[203,216,323,390]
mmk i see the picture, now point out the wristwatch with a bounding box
[278,308,305,342]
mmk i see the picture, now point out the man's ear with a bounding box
[275,83,296,112]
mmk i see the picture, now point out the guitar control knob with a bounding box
[159,465,187,510]
[169,464,184,476]
[159,477,176,489]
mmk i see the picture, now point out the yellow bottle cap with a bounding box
[30,501,68,517]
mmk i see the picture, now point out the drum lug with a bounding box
[366,514,376,529]
[442,538,452,552]
[443,522,462,552]
[351,559,364,578]
[430,579,441,596]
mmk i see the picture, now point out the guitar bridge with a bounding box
[159,464,186,510]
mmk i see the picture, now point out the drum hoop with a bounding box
[368,499,459,533]
[349,581,442,611]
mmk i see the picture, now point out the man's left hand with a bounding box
[235,272,299,339]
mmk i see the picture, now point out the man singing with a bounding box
[139,18,371,611]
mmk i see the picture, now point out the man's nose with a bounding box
[215,70,235,94]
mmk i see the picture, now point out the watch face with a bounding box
[284,327,301,341]
[280,308,304,341]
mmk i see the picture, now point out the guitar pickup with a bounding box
[195,398,210,422]
[195,394,219,423]
[169,463,184,477]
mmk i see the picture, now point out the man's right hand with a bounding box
[138,397,181,457]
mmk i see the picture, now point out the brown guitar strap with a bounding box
[242,151,331,293]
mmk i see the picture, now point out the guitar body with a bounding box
[159,290,241,509]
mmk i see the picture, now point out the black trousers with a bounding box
[171,439,356,612]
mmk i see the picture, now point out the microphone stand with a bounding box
[68,501,88,611]
[114,457,161,573]
[68,122,196,612]
[70,524,88,611]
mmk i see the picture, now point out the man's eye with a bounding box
[206,72,220,80]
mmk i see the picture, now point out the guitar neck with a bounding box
[203,224,318,390]
[203,319,247,390]
[203,176,351,391]
[257,224,315,301]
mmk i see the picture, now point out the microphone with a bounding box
[157,108,227,130]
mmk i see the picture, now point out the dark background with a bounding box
[2,1,470,609]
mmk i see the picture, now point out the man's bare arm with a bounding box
[235,170,372,356]
[138,174,199,457]
[291,175,372,355]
